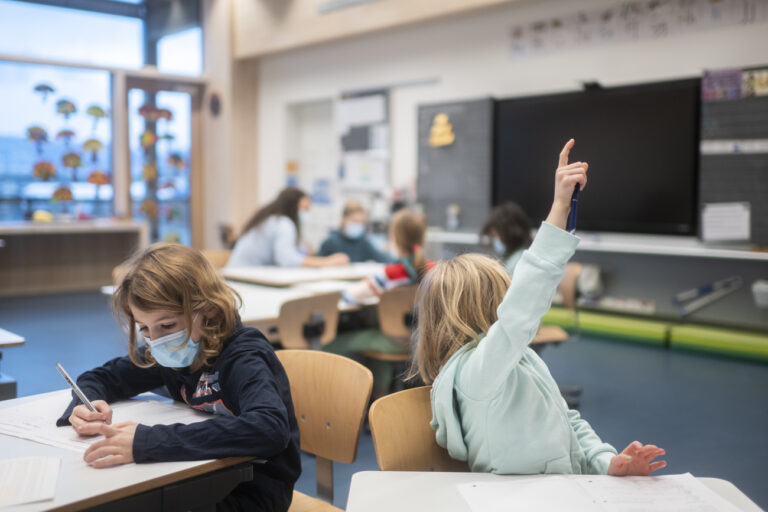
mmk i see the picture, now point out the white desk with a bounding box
[222,262,382,287]
[0,390,253,512]
[0,327,25,347]
[346,471,762,512]
[0,327,24,400]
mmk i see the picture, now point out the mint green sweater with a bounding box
[430,222,617,475]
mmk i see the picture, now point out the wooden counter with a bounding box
[0,220,148,297]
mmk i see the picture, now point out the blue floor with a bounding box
[1,291,767,509]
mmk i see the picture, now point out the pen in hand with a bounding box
[56,362,98,413]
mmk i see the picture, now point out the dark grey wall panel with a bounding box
[417,98,493,231]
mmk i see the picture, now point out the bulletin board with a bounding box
[699,67,768,246]
[417,98,494,231]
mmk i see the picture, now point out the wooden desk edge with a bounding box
[47,456,255,512]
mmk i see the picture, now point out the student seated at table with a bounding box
[411,139,667,477]
[317,200,394,263]
[481,201,532,275]
[57,243,301,512]
[325,208,433,396]
[228,187,350,268]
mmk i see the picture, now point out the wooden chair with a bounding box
[201,249,231,269]
[368,386,468,472]
[277,292,341,350]
[276,350,373,511]
[359,285,417,390]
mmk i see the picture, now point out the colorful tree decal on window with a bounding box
[62,152,82,181]
[86,105,107,131]
[142,163,158,183]
[33,161,56,181]
[167,153,185,171]
[56,99,77,120]
[27,126,48,155]
[140,130,158,148]
[34,83,55,102]
[51,186,73,202]
[82,138,103,163]
[140,198,158,219]
[56,129,76,149]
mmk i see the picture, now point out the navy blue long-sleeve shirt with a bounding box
[57,324,301,512]
[317,230,394,263]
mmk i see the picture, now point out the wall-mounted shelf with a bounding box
[426,228,768,262]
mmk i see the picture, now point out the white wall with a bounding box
[255,0,768,205]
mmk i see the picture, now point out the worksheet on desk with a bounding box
[457,474,742,512]
[0,456,60,507]
[0,392,210,452]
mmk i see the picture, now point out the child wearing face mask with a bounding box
[57,243,301,512]
[317,200,394,263]
[481,201,533,276]
[323,208,433,396]
[228,187,349,268]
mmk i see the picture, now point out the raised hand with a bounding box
[608,441,667,476]
[546,139,588,230]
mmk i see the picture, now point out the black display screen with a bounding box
[494,79,700,235]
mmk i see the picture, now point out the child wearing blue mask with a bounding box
[318,200,394,263]
[481,201,532,276]
[58,243,301,512]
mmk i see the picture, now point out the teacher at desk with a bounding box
[228,187,350,268]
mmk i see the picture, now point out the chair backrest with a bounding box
[277,349,373,464]
[277,292,341,349]
[560,262,583,310]
[369,386,469,472]
[377,285,417,341]
[201,249,232,270]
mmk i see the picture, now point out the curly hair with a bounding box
[112,243,242,372]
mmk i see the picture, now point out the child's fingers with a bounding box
[559,162,588,171]
[648,461,667,472]
[562,175,587,192]
[558,139,575,168]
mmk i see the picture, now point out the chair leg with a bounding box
[316,456,334,504]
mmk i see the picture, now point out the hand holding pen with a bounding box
[545,138,588,231]
[57,363,113,435]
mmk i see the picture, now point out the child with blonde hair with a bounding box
[413,140,667,476]
[58,243,300,512]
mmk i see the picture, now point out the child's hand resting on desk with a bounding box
[69,400,112,435]
[545,138,588,231]
[83,421,139,468]
[608,441,667,476]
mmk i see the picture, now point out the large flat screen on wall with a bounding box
[494,79,700,235]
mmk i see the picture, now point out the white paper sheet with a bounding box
[701,202,751,242]
[458,474,742,512]
[0,392,210,453]
[0,456,60,507]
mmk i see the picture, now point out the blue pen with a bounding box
[566,184,580,233]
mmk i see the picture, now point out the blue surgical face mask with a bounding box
[344,222,365,239]
[144,314,200,368]
[298,210,310,226]
[492,237,507,255]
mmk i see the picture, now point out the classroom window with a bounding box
[157,27,203,77]
[0,60,113,220]
[128,88,192,245]
[0,0,144,69]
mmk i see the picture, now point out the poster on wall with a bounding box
[335,90,390,191]
[510,0,768,57]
